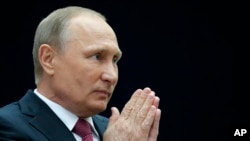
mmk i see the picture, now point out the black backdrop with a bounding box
[0,0,246,141]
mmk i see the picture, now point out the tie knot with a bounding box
[73,119,93,141]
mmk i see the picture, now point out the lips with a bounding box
[94,89,111,97]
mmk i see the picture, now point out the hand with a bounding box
[103,87,161,141]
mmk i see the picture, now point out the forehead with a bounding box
[64,16,122,55]
[69,15,114,35]
[66,16,116,42]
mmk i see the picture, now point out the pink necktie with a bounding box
[73,118,93,141]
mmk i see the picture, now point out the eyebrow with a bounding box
[89,44,122,55]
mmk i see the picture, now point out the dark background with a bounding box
[0,0,247,141]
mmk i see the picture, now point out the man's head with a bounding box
[32,6,122,117]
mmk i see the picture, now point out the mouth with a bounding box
[94,90,111,97]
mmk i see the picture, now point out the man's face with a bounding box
[52,16,122,117]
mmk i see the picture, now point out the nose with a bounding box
[101,62,118,85]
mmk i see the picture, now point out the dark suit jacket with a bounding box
[0,89,109,141]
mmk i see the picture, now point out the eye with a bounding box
[91,53,100,60]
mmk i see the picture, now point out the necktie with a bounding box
[73,118,93,141]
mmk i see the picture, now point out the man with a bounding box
[0,6,161,141]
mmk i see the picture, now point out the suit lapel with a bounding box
[19,90,76,141]
[92,115,109,141]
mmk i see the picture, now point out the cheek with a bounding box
[75,67,101,84]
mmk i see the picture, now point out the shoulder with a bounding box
[0,102,20,118]
[0,102,24,137]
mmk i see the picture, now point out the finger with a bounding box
[120,89,142,119]
[148,109,161,141]
[136,91,155,121]
[130,87,152,119]
[108,107,120,128]
[153,96,160,108]
[141,105,157,132]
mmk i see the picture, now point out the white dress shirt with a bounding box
[34,89,100,141]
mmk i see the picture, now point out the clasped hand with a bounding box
[103,87,161,141]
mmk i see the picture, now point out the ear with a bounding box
[38,44,56,76]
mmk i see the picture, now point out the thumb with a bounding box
[108,107,120,127]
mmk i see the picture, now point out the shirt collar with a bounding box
[33,89,99,136]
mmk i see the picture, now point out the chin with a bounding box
[93,103,107,113]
